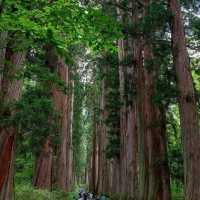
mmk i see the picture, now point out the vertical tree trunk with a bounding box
[136,38,149,200]
[143,40,171,200]
[117,1,141,198]
[0,47,25,200]
[33,138,53,189]
[169,0,200,199]
[126,105,138,199]
[89,115,99,193]
[53,60,73,191]
[137,40,171,200]
[44,45,73,192]
[118,28,139,200]
[109,159,120,195]
[118,37,127,196]
[0,32,7,91]
[96,73,107,194]
[0,132,15,200]
[135,1,171,199]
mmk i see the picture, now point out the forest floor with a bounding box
[14,183,184,200]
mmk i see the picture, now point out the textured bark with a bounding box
[136,38,148,200]
[109,159,120,195]
[169,0,200,199]
[135,1,171,199]
[46,46,73,191]
[89,116,99,193]
[0,132,15,200]
[54,65,73,191]
[0,32,7,91]
[33,138,53,189]
[137,41,171,200]
[143,41,170,200]
[0,47,25,200]
[118,28,139,200]
[118,37,127,196]
[117,2,139,198]
[0,133,14,197]
[126,106,138,198]
[96,74,107,194]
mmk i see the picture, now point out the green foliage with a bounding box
[14,84,60,154]
[167,106,184,184]
[143,1,169,34]
[153,41,177,108]
[15,184,75,200]
[15,153,34,184]
[171,182,184,200]
[0,0,121,59]
[72,73,87,178]
[98,53,120,159]
[2,0,198,198]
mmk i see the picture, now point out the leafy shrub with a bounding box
[15,184,76,200]
[171,182,184,200]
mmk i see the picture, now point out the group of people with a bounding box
[77,188,109,200]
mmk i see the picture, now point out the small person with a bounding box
[83,192,88,200]
[88,192,96,200]
[89,193,94,199]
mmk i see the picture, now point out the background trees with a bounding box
[0,0,200,200]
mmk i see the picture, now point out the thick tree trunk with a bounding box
[117,1,140,197]
[0,48,25,200]
[136,1,171,199]
[118,38,127,196]
[53,62,73,191]
[169,0,200,199]
[96,75,107,194]
[136,39,148,200]
[126,106,138,199]
[118,36,139,199]
[52,57,73,191]
[109,159,120,195]
[33,138,53,189]
[137,42,171,200]
[143,41,171,200]
[43,45,73,191]
[0,131,15,200]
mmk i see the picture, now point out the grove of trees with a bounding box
[0,0,200,200]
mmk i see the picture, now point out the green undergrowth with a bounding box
[108,187,184,200]
[171,182,184,200]
[15,183,184,200]
[15,184,76,200]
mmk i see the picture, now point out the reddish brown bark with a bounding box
[0,134,14,193]
[33,138,53,189]
[109,159,120,195]
[169,0,200,199]
[0,32,7,91]
[142,41,170,200]
[137,40,171,200]
[55,63,73,191]
[33,46,73,192]
[118,34,139,200]
[0,48,25,199]
[117,2,139,198]
[89,116,99,193]
[46,46,73,191]
[96,75,107,194]
[134,1,171,199]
